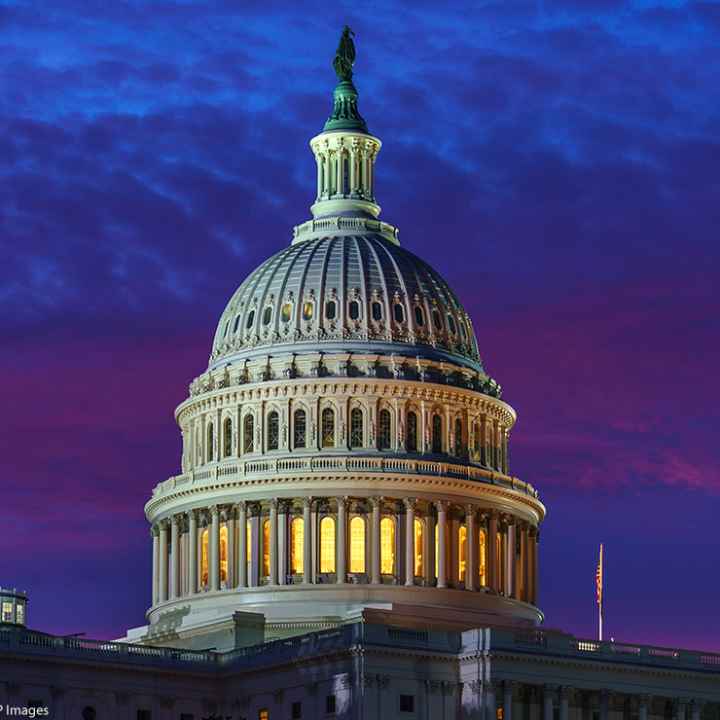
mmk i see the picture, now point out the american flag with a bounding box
[596,543,603,607]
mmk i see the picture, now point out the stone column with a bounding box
[466,505,476,591]
[337,497,347,583]
[277,501,287,585]
[151,526,159,606]
[158,520,169,602]
[188,510,198,594]
[485,682,496,720]
[371,497,382,584]
[436,501,447,588]
[487,510,498,592]
[425,512,436,587]
[509,521,518,599]
[237,502,247,588]
[544,686,555,720]
[639,696,650,720]
[559,687,570,720]
[503,681,514,720]
[210,506,220,592]
[227,508,236,588]
[303,497,313,584]
[170,515,180,600]
[676,700,688,720]
[404,498,416,586]
[269,499,278,585]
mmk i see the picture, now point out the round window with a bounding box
[281,303,292,322]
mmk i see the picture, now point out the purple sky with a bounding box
[2,2,719,650]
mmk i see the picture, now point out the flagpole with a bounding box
[598,543,604,642]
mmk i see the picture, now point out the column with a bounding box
[337,497,347,583]
[559,687,569,720]
[277,501,287,585]
[349,143,358,194]
[371,497,382,584]
[599,690,609,720]
[425,512,436,587]
[466,505,476,591]
[151,526,159,606]
[316,153,323,199]
[237,502,247,588]
[188,510,198,594]
[170,515,180,600]
[227,508,236,588]
[507,520,516,597]
[158,520,169,603]
[544,686,555,720]
[269,499,278,585]
[676,701,687,720]
[503,682,514,720]
[521,524,530,602]
[303,497,313,584]
[210,506,220,592]
[436,501,447,588]
[485,682,496,720]
[532,528,540,604]
[405,498,415,586]
[487,511,498,592]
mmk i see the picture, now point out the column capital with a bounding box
[370,496,384,509]
[403,497,417,511]
[268,498,279,511]
[158,518,170,530]
[150,525,160,538]
[435,499,448,513]
[186,508,197,522]
[303,496,314,510]
[209,505,220,517]
[237,500,247,513]
[465,503,476,518]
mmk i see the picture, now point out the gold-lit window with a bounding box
[291,517,304,574]
[458,524,467,579]
[320,516,336,573]
[413,518,425,577]
[259,710,269,720]
[220,525,228,585]
[16,602,24,625]
[262,520,270,577]
[350,408,363,448]
[380,516,395,574]
[350,516,366,573]
[200,528,209,587]
[435,523,439,577]
[246,522,251,568]
[1,602,13,623]
[479,529,487,586]
[281,302,292,323]
[302,301,313,320]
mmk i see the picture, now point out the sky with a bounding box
[1,0,719,650]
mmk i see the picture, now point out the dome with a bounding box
[210,233,483,372]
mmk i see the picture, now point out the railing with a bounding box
[152,455,540,501]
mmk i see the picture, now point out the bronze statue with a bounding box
[333,25,356,82]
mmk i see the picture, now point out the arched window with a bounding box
[406,411,418,453]
[200,528,209,587]
[393,303,405,323]
[262,519,270,577]
[371,301,383,321]
[290,517,304,574]
[320,516,335,573]
[243,414,254,454]
[414,306,425,326]
[447,314,457,334]
[378,408,391,450]
[380,516,395,575]
[350,408,363,448]
[349,300,360,320]
[350,516,366,573]
[479,529,487,586]
[232,315,240,333]
[293,409,307,448]
[414,518,425,577]
[281,302,292,322]
[325,300,337,320]
[432,414,442,454]
[454,418,463,456]
[321,407,335,448]
[262,306,272,325]
[206,423,214,463]
[458,524,467,580]
[245,309,255,329]
[474,422,482,458]
[432,309,442,331]
[267,411,279,451]
[220,524,228,585]
[223,417,232,458]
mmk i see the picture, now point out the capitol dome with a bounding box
[137,29,545,651]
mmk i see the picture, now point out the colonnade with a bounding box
[312,135,379,203]
[151,497,539,608]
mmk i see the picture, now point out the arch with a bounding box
[458,524,467,580]
[349,516,366,573]
[200,528,209,588]
[262,519,270,577]
[432,414,442,454]
[220,524,228,585]
[350,407,364,448]
[321,407,335,448]
[378,408,392,450]
[243,414,254,454]
[267,411,280,451]
[223,417,232,458]
[206,422,214,463]
[479,528,487,586]
[293,409,307,448]
[454,417,463,456]
[406,410,418,453]
[320,516,336,573]
[413,517,425,577]
[380,516,395,575]
[290,517,304,574]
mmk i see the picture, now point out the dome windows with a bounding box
[262,306,273,326]
[245,310,255,330]
[459,320,467,341]
[349,300,361,320]
[321,407,335,448]
[233,315,241,333]
[407,411,418,453]
[293,409,307,448]
[393,303,405,323]
[447,314,457,335]
[325,300,337,320]
[223,321,230,338]
[378,409,392,450]
[281,303,292,323]
[350,408,364,448]
[243,415,255,454]
[371,301,383,321]
[267,411,280,450]
[432,309,443,331]
[414,306,425,327]
[302,301,314,321]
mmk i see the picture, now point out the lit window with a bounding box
[349,300,360,320]
[479,529,487,586]
[16,602,24,625]
[291,517,304,574]
[262,306,272,325]
[220,525,228,584]
[223,418,232,458]
[406,411,418,453]
[350,408,363,448]
[302,302,313,320]
[1,601,13,623]
[432,309,442,331]
[246,522,251,570]
[246,309,255,329]
[414,518,424,576]
[393,303,405,323]
[262,520,270,577]
[320,516,336,573]
[322,407,335,448]
[432,414,442,454]
[350,516,366,573]
[414,306,425,326]
[380,517,395,574]
[243,414,254,453]
[371,301,382,321]
[447,314,457,334]
[325,300,336,320]
[200,528,209,587]
[259,710,269,720]
[281,303,292,322]
[459,524,467,579]
[294,409,307,448]
[267,411,279,450]
[378,409,391,450]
